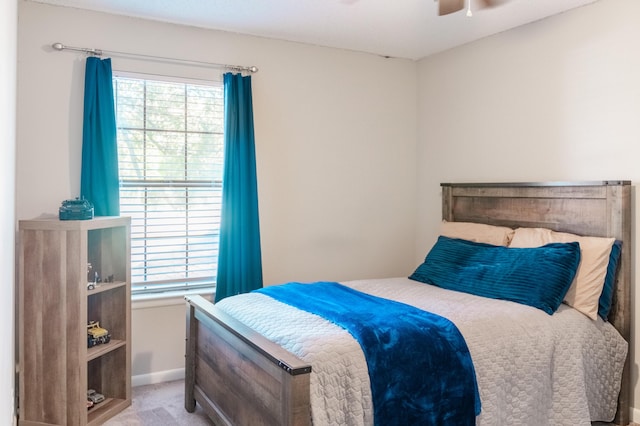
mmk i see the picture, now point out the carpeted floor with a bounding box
[103,380,637,426]
[104,380,213,425]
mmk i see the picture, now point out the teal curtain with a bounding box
[215,73,263,302]
[80,57,120,216]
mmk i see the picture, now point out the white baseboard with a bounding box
[631,406,640,424]
[131,368,185,387]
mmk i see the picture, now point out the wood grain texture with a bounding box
[441,181,631,426]
[18,217,132,426]
[185,182,631,426]
[185,295,311,426]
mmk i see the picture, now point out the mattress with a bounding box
[215,277,627,426]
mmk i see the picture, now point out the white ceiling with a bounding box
[28,0,600,60]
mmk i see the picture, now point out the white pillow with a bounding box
[440,220,515,246]
[509,227,614,320]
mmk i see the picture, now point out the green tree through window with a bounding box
[113,74,223,295]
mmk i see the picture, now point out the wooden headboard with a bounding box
[441,181,631,426]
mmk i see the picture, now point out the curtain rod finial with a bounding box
[52,42,64,51]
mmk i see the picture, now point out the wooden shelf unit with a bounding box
[18,216,131,426]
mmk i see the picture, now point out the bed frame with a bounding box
[185,181,632,426]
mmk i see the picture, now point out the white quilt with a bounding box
[215,277,627,426]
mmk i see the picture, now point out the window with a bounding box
[113,73,224,296]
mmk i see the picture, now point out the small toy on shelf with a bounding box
[87,321,111,348]
[87,389,105,405]
[87,263,100,290]
[59,197,94,220]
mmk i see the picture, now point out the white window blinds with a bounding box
[113,74,224,295]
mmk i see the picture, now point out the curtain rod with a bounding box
[51,42,258,74]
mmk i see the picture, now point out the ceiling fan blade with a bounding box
[439,0,465,16]
[478,0,509,8]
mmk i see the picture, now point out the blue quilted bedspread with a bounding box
[255,282,480,426]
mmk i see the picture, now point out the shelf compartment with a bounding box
[87,344,129,404]
[87,285,128,342]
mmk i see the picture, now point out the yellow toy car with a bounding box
[87,321,111,347]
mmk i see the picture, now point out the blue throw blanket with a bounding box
[255,282,480,426]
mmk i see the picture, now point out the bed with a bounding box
[184,181,631,426]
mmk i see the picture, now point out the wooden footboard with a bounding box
[185,295,312,426]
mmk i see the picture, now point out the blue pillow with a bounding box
[598,240,622,320]
[409,236,581,315]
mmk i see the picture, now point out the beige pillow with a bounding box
[509,227,614,320]
[440,220,515,247]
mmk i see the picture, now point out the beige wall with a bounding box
[2,0,17,423]
[17,2,418,384]
[417,0,640,420]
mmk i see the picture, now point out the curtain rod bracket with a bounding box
[52,42,102,56]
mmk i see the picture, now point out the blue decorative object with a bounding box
[215,73,263,302]
[256,282,480,426]
[598,240,622,320]
[410,236,580,315]
[80,57,120,216]
[59,197,94,220]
